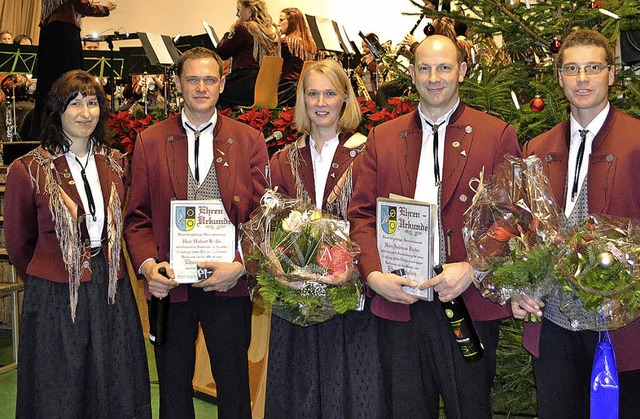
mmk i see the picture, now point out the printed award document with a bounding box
[376,195,436,300]
[170,200,235,283]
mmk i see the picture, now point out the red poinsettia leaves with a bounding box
[316,243,353,276]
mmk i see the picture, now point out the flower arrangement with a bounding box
[241,190,362,326]
[464,155,566,308]
[107,107,168,154]
[555,214,640,330]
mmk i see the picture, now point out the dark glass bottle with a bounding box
[434,265,484,362]
[149,267,170,346]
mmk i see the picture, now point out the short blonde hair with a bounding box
[294,59,361,135]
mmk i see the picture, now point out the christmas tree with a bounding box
[394,0,640,415]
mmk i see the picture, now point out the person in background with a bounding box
[355,32,379,100]
[216,0,280,109]
[512,28,640,419]
[348,35,520,418]
[14,34,32,45]
[265,59,389,418]
[29,0,116,140]
[0,30,13,44]
[276,7,318,107]
[83,39,100,50]
[124,47,269,419]
[5,69,150,418]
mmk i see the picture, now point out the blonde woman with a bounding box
[217,0,280,108]
[266,59,389,418]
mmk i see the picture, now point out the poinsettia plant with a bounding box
[108,98,418,154]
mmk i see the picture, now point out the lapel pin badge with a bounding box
[465,126,473,134]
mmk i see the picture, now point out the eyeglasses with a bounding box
[558,64,611,76]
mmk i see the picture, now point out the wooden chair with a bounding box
[239,56,283,109]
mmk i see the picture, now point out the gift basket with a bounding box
[241,189,362,326]
[555,214,640,330]
[463,154,567,306]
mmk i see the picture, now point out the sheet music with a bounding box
[201,20,219,47]
[142,33,174,65]
[314,16,343,52]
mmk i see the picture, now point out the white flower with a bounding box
[282,210,304,232]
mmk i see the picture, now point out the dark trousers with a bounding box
[378,300,499,419]
[152,286,252,419]
[30,21,83,140]
[534,318,640,419]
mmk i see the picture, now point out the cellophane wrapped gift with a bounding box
[463,154,567,305]
[241,189,362,327]
[555,214,640,330]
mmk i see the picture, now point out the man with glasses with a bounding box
[513,29,640,418]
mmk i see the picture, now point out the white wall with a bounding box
[81,0,427,51]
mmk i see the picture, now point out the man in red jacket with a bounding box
[513,29,640,419]
[348,35,520,418]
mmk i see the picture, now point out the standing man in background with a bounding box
[29,0,116,139]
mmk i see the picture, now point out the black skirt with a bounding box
[265,301,389,418]
[16,252,151,418]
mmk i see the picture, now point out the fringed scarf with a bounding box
[283,35,316,61]
[41,0,66,20]
[288,134,364,221]
[243,21,280,64]
[25,146,124,321]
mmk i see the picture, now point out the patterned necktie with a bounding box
[423,119,442,185]
[185,122,213,183]
[571,129,589,202]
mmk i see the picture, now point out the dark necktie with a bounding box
[75,150,97,222]
[571,129,589,202]
[185,122,213,183]
[423,119,443,185]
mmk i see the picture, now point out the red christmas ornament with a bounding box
[424,23,436,36]
[550,37,562,54]
[587,1,599,8]
[529,95,546,113]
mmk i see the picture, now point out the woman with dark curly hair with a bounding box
[216,0,280,108]
[5,69,151,418]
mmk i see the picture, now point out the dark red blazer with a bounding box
[217,23,260,71]
[5,146,129,283]
[124,114,269,302]
[348,104,521,322]
[269,132,366,214]
[522,107,640,372]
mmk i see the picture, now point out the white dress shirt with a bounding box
[414,100,459,265]
[309,134,340,210]
[182,112,218,185]
[65,145,105,248]
[565,103,609,217]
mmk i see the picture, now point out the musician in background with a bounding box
[216,0,280,109]
[277,7,318,107]
[29,0,116,140]
[0,30,13,44]
[83,40,100,50]
[355,32,379,100]
[14,34,32,45]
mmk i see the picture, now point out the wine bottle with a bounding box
[434,265,484,362]
[149,267,170,346]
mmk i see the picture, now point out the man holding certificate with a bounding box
[348,35,520,418]
[124,47,269,419]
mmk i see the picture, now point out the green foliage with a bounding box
[493,239,556,290]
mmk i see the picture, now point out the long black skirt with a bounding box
[16,252,151,418]
[265,300,389,418]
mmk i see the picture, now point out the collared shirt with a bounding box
[309,134,340,210]
[64,146,105,248]
[565,103,609,217]
[182,112,217,186]
[414,100,460,265]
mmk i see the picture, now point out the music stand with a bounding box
[306,15,346,53]
[83,49,125,79]
[0,44,38,142]
[137,33,181,116]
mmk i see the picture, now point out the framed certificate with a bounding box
[170,200,235,283]
[376,196,437,301]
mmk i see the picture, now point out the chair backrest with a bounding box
[252,56,283,109]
